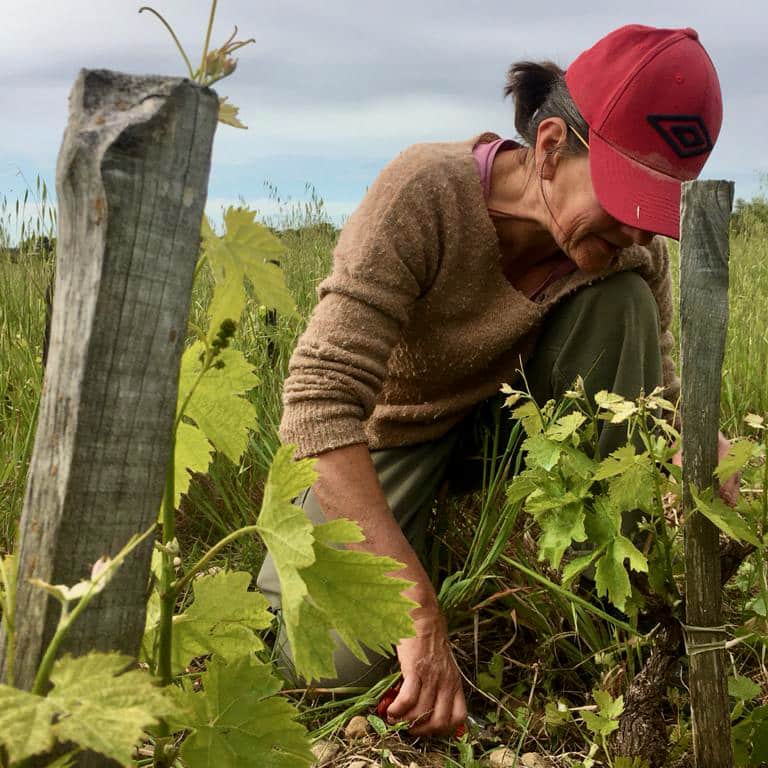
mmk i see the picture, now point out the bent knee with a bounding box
[587,270,660,332]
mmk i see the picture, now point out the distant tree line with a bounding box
[731,195,768,236]
[5,200,765,263]
[0,234,57,262]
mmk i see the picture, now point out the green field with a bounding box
[2,193,767,552]
[2,189,768,767]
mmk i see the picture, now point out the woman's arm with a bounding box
[313,444,467,736]
[279,145,444,460]
[279,145,465,733]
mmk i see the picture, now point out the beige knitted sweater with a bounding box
[280,134,679,459]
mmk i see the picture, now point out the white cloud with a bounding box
[1,0,766,208]
[212,94,503,162]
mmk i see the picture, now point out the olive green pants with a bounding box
[256,271,664,685]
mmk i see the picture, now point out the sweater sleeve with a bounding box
[279,147,443,458]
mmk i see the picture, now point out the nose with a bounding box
[618,225,655,247]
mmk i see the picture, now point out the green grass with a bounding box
[667,202,768,434]
[0,181,56,550]
[2,188,768,556]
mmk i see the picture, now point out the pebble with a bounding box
[344,715,372,740]
[521,754,554,768]
[487,747,516,767]
[346,761,369,768]
[311,739,342,767]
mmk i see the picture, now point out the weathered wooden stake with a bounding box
[680,178,735,767]
[0,70,218,703]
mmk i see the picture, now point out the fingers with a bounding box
[409,682,461,737]
[388,668,466,737]
[386,674,420,721]
[401,678,439,735]
[387,614,467,737]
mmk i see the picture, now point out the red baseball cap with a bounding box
[565,25,723,239]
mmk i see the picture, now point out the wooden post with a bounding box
[0,71,218,694]
[680,179,735,767]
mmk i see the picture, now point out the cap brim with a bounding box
[589,132,684,240]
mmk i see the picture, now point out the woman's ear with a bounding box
[535,117,568,181]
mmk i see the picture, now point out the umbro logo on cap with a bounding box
[646,114,714,159]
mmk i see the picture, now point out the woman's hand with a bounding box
[311,444,467,736]
[671,431,740,507]
[386,605,467,737]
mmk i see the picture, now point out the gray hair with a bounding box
[504,61,589,156]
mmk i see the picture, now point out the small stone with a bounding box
[344,715,372,740]
[521,754,554,768]
[311,739,342,767]
[487,747,516,768]
[347,762,369,768]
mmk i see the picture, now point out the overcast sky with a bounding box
[1,0,765,230]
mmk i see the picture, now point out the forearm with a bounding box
[312,443,438,612]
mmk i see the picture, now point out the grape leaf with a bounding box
[0,686,58,763]
[594,391,637,423]
[561,547,603,585]
[729,674,761,702]
[218,96,247,129]
[522,434,561,471]
[143,570,273,674]
[593,445,638,481]
[525,483,582,514]
[174,420,215,508]
[256,446,416,681]
[312,519,365,546]
[595,689,624,719]
[582,709,620,737]
[511,401,545,436]
[299,540,416,664]
[694,487,760,544]
[714,439,754,482]
[584,496,620,544]
[691,487,761,546]
[177,343,259,465]
[0,653,176,765]
[506,474,538,506]
[175,655,313,768]
[546,412,586,442]
[582,689,623,737]
[255,446,324,676]
[586,498,647,611]
[534,502,587,569]
[560,444,599,479]
[594,539,647,612]
[593,444,637,480]
[202,208,297,346]
[594,445,655,513]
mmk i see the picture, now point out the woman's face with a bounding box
[537,123,656,273]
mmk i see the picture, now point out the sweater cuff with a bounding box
[279,405,370,459]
